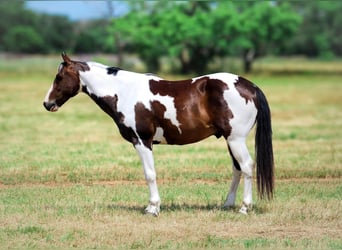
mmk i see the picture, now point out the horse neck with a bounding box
[80,63,122,98]
[80,62,162,99]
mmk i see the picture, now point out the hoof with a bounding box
[239,203,251,215]
[239,206,248,215]
[223,203,235,210]
[145,202,160,217]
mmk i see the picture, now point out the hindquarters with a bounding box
[206,75,258,140]
[225,75,274,199]
[207,74,274,200]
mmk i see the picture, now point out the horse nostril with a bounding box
[43,102,55,111]
[43,102,49,110]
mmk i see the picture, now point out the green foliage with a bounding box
[3,26,46,53]
[74,20,112,53]
[287,1,342,58]
[0,1,341,73]
[239,2,301,54]
[0,1,74,53]
[37,14,76,53]
[111,1,301,73]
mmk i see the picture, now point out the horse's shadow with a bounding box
[105,202,268,215]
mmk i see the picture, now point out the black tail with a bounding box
[255,87,274,200]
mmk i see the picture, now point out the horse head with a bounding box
[43,52,89,112]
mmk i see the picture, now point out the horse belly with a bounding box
[154,120,216,145]
[175,126,216,145]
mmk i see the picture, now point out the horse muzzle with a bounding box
[43,102,59,112]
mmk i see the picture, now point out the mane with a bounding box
[86,61,163,80]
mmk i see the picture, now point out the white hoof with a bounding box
[239,206,248,215]
[239,203,251,215]
[145,202,160,217]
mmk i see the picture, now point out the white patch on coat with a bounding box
[152,94,182,134]
[192,72,238,84]
[213,74,257,138]
[153,127,167,144]
[79,62,182,134]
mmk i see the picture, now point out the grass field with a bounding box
[0,55,341,249]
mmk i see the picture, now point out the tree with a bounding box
[285,1,342,58]
[110,8,169,71]
[0,1,37,51]
[74,20,112,53]
[3,26,47,53]
[109,1,301,73]
[38,14,75,53]
[214,2,301,72]
[111,1,216,73]
[165,2,216,74]
[0,1,74,54]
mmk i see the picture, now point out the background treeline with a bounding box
[0,1,341,73]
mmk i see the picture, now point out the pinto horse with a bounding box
[43,53,274,216]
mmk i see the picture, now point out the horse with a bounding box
[43,53,274,216]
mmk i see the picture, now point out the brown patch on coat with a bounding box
[234,76,257,104]
[134,102,156,149]
[146,77,234,144]
[204,78,233,138]
[88,94,139,145]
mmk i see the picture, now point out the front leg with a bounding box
[135,143,160,216]
[223,165,242,209]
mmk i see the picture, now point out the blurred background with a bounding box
[0,0,341,75]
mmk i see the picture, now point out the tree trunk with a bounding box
[115,33,123,67]
[180,48,191,74]
[145,56,160,73]
[243,49,255,73]
[106,1,123,67]
[179,47,212,74]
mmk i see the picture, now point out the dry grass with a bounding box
[1,179,341,249]
[0,56,341,249]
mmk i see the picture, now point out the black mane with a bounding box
[107,67,122,76]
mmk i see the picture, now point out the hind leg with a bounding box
[223,146,242,208]
[227,138,254,214]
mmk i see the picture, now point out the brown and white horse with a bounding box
[44,53,274,216]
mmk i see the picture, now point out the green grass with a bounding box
[0,55,341,249]
[0,180,341,249]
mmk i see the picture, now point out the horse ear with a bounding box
[195,77,208,96]
[61,52,71,64]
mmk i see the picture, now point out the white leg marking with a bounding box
[239,175,253,215]
[224,165,241,208]
[135,143,160,216]
[227,138,254,214]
